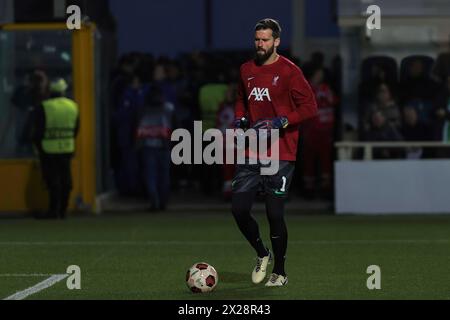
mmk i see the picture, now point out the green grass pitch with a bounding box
[1,212,449,300]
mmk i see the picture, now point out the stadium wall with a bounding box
[109,0,339,57]
[335,160,450,214]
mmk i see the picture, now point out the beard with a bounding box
[254,45,275,66]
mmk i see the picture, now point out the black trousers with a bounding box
[39,153,73,219]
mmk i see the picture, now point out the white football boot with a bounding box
[265,273,288,287]
[252,250,272,284]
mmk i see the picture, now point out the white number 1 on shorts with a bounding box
[280,176,287,192]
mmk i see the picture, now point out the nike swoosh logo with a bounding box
[247,77,255,81]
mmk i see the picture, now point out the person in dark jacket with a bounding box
[365,110,404,159]
[135,86,174,211]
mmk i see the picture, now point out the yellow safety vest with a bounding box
[41,97,79,154]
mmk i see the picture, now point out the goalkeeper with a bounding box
[231,18,317,287]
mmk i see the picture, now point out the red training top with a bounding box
[235,55,318,161]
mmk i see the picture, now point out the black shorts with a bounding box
[232,160,295,198]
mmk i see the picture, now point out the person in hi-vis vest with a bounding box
[31,78,79,219]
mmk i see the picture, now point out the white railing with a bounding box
[335,141,450,160]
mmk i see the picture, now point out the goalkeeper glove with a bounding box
[234,117,249,130]
[253,116,289,131]
[272,116,289,129]
[233,117,249,149]
[252,117,289,142]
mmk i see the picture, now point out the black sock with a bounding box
[232,192,268,258]
[270,236,287,276]
[265,195,288,276]
[255,239,270,258]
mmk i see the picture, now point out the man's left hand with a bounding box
[272,116,289,129]
[253,117,289,131]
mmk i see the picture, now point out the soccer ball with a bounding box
[186,262,218,293]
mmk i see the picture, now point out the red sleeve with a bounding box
[286,68,318,126]
[234,72,247,120]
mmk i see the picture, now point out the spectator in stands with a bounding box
[399,58,438,124]
[109,54,140,187]
[363,83,401,133]
[402,106,430,141]
[136,53,155,84]
[113,73,150,196]
[158,60,186,110]
[359,63,394,107]
[153,61,176,105]
[401,106,431,159]
[110,53,140,111]
[303,67,337,200]
[11,69,49,156]
[365,110,403,159]
[330,54,342,97]
[302,51,333,90]
[135,86,174,211]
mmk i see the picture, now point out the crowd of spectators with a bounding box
[358,53,450,159]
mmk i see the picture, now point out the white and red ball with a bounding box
[186,262,218,293]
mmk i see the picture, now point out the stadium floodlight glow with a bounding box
[171,121,280,175]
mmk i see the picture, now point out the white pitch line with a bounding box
[3,274,68,300]
[0,239,449,246]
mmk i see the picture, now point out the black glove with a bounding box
[251,117,289,141]
[234,117,249,130]
[272,116,289,129]
[252,116,289,131]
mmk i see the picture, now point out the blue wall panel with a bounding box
[109,0,338,56]
[305,0,340,38]
[110,0,205,56]
[211,0,292,50]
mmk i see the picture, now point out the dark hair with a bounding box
[254,18,281,39]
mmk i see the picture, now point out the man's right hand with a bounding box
[234,117,249,130]
[232,117,249,150]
